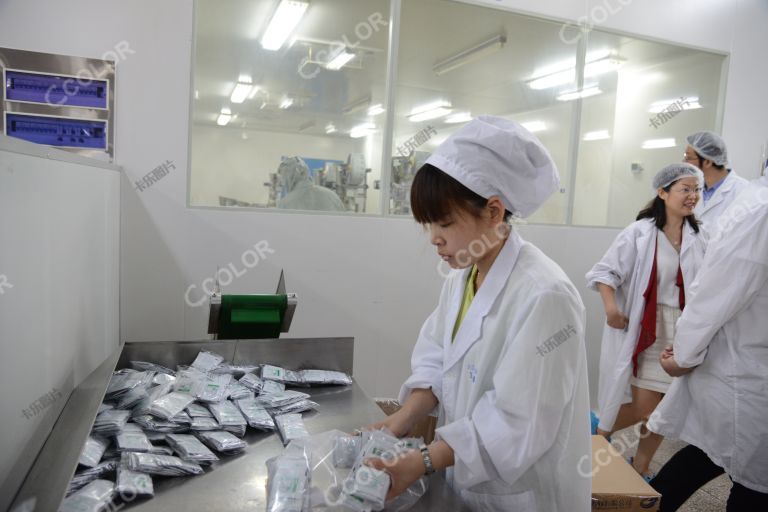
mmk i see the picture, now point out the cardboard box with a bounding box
[591,435,661,511]
[375,398,437,444]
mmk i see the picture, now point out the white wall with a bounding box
[0,137,120,506]
[1,0,767,407]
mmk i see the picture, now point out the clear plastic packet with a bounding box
[78,436,109,468]
[222,424,247,437]
[275,414,310,446]
[149,391,195,420]
[256,390,311,409]
[116,467,154,499]
[166,433,219,464]
[261,364,301,384]
[345,466,390,511]
[262,380,286,395]
[197,373,232,403]
[105,369,143,400]
[131,382,173,418]
[207,400,247,427]
[97,403,114,414]
[190,350,224,371]
[122,451,204,477]
[227,381,253,400]
[298,369,353,386]
[186,403,213,418]
[173,366,207,397]
[130,361,175,375]
[238,373,264,393]
[132,415,189,434]
[190,416,220,431]
[332,434,362,469]
[211,363,259,378]
[153,373,176,385]
[59,479,115,512]
[195,430,247,454]
[170,411,193,425]
[67,460,118,495]
[235,397,275,430]
[268,399,319,416]
[92,409,131,436]
[147,444,174,456]
[115,423,152,453]
[266,443,311,512]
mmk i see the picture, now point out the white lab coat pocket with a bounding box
[460,488,537,512]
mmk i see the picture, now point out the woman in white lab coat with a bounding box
[586,163,707,480]
[365,116,591,512]
[648,176,768,510]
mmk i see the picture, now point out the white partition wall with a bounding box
[0,136,120,507]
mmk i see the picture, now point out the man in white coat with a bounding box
[684,131,748,236]
[365,116,591,512]
[647,176,768,510]
[276,157,345,212]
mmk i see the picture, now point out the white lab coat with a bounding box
[277,181,345,211]
[585,219,707,432]
[694,170,749,236]
[648,176,768,493]
[399,231,591,512]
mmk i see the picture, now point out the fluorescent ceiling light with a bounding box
[556,86,602,101]
[521,121,546,133]
[325,123,337,134]
[342,95,371,115]
[648,96,702,114]
[583,130,610,141]
[217,108,232,126]
[326,47,355,70]
[528,53,624,90]
[260,0,309,51]
[445,112,472,124]
[642,138,676,149]
[433,34,506,76]
[279,96,294,109]
[230,78,255,104]
[367,104,385,116]
[408,100,452,123]
[350,123,375,138]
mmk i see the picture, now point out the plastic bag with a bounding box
[269,399,319,416]
[59,479,115,512]
[190,416,220,431]
[68,460,118,495]
[186,403,213,418]
[266,443,311,512]
[261,364,301,384]
[275,414,310,446]
[166,433,219,464]
[262,380,287,395]
[92,409,131,436]
[227,381,254,400]
[116,467,154,498]
[78,436,109,468]
[190,349,224,371]
[207,400,247,427]
[130,361,175,375]
[238,373,264,393]
[256,390,311,409]
[122,452,204,477]
[235,397,275,430]
[115,423,152,453]
[195,430,247,454]
[148,391,195,420]
[211,363,259,377]
[197,373,232,403]
[298,369,353,386]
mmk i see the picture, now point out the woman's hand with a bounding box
[365,449,425,502]
[363,409,414,438]
[606,306,629,330]
[660,347,694,377]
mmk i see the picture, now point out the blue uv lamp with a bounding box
[4,70,108,109]
[5,113,107,150]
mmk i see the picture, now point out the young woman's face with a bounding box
[659,176,701,218]
[428,209,501,269]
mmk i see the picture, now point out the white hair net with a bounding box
[652,163,704,190]
[424,115,560,218]
[278,157,311,193]
[686,131,728,166]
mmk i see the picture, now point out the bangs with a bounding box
[410,164,486,224]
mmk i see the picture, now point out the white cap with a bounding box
[425,115,560,218]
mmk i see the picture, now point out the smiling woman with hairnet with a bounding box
[362,116,591,512]
[276,156,345,212]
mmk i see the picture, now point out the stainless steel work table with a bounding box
[10,339,469,511]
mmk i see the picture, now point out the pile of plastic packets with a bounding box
[60,350,352,511]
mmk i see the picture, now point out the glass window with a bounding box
[190,0,391,213]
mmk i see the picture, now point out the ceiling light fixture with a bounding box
[433,34,506,76]
[556,86,602,101]
[583,130,610,141]
[444,112,472,124]
[408,100,452,123]
[521,121,546,133]
[648,96,702,114]
[642,138,677,149]
[260,0,309,51]
[325,46,355,70]
[230,77,255,104]
[350,122,375,138]
[367,104,385,116]
[217,108,233,126]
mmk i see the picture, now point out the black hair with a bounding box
[410,164,512,224]
[694,153,725,171]
[636,182,700,233]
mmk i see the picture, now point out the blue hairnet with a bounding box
[686,131,728,166]
[652,163,703,190]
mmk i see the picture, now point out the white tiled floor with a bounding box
[612,426,730,511]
